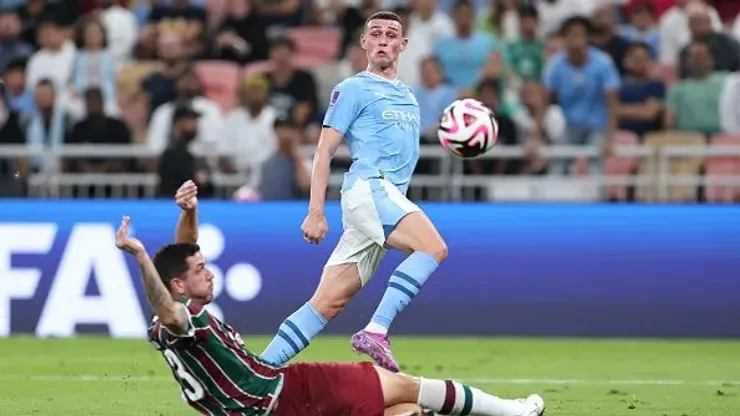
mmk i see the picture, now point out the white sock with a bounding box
[364,322,388,335]
[417,378,526,416]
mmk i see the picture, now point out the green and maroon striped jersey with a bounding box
[148,299,284,416]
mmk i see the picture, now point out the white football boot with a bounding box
[520,394,545,416]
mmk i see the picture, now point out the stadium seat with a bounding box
[605,130,640,201]
[638,131,706,202]
[704,134,740,202]
[242,60,273,79]
[287,27,341,61]
[194,61,240,112]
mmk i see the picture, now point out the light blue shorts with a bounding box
[325,178,421,285]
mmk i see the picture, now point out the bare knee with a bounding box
[418,240,448,264]
[429,240,448,264]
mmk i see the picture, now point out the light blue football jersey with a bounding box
[323,71,421,195]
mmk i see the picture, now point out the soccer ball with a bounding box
[437,98,499,158]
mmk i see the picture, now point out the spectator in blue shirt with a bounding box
[619,2,659,58]
[413,56,458,141]
[542,16,620,176]
[2,56,33,118]
[434,0,500,93]
[0,9,33,72]
[619,42,665,136]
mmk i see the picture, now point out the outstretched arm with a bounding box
[115,216,188,333]
[174,180,199,244]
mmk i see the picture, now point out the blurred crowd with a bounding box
[1,0,740,201]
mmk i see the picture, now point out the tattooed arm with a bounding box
[135,251,189,333]
[116,216,188,333]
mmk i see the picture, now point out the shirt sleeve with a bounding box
[147,105,170,152]
[322,80,362,136]
[720,75,740,134]
[150,301,212,349]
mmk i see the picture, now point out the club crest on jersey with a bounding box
[329,90,340,106]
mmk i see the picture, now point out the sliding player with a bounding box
[115,181,545,416]
[261,10,447,373]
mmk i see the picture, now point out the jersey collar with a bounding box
[363,70,401,86]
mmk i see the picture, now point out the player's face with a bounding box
[178,251,215,303]
[361,19,406,70]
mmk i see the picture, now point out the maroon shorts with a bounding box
[274,362,385,416]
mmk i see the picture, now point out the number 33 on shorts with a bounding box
[164,349,205,402]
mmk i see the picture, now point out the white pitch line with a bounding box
[459,378,740,386]
[0,375,738,387]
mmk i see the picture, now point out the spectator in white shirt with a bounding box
[719,72,740,134]
[658,0,721,66]
[220,75,278,175]
[100,0,138,69]
[25,15,76,94]
[398,0,454,85]
[477,0,521,42]
[314,0,360,25]
[147,65,223,156]
[536,0,595,38]
[517,80,565,174]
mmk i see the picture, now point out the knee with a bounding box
[309,295,348,321]
[424,241,448,264]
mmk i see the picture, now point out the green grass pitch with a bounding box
[1,336,738,415]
